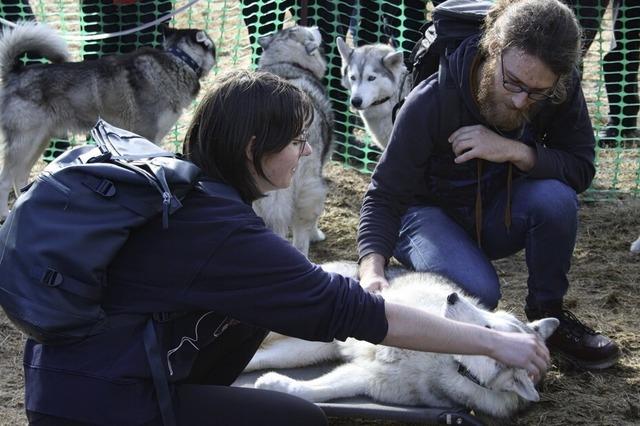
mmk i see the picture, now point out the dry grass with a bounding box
[314,163,640,426]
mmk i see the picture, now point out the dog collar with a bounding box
[168,47,201,77]
[371,96,391,107]
[456,362,487,388]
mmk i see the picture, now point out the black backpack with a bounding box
[393,0,493,122]
[0,119,203,426]
[0,118,202,344]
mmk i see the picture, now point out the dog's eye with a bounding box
[485,325,491,329]
[367,76,376,82]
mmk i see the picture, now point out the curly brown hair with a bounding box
[480,0,582,102]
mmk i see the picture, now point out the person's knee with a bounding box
[524,180,577,228]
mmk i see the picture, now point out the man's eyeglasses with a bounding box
[500,53,556,101]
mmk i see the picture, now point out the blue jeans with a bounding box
[393,178,578,310]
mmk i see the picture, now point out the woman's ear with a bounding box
[245,136,257,162]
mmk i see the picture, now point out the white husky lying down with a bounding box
[246,261,558,418]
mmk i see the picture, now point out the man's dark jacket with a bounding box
[358,35,596,261]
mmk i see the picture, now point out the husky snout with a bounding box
[447,292,459,305]
[351,96,363,109]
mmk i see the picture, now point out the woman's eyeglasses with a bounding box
[292,132,309,156]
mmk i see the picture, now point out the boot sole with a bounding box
[552,349,621,370]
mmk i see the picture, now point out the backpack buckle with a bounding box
[86,152,112,164]
[93,179,117,197]
[41,268,63,287]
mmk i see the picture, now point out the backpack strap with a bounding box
[437,56,463,134]
[143,319,177,426]
[196,180,244,203]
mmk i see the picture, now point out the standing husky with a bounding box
[247,261,559,419]
[336,38,411,150]
[0,22,216,220]
[254,26,334,257]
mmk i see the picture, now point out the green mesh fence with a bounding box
[0,0,639,198]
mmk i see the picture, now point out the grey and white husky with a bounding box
[247,261,559,419]
[254,26,334,257]
[0,22,216,219]
[337,38,411,150]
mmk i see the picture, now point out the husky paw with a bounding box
[311,228,326,242]
[255,372,305,396]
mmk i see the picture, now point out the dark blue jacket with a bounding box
[358,35,596,261]
[24,180,387,425]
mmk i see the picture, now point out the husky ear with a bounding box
[309,26,323,44]
[159,22,174,38]
[504,371,540,402]
[258,33,275,50]
[528,318,560,340]
[336,37,352,62]
[195,31,213,50]
[383,50,404,70]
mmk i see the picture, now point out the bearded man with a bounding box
[357,0,620,370]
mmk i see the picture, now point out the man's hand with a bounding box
[358,253,389,293]
[448,125,536,171]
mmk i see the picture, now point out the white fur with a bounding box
[248,261,559,418]
[254,26,333,257]
[336,38,411,150]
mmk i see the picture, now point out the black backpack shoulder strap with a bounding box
[143,319,177,426]
[196,180,244,203]
[438,57,464,135]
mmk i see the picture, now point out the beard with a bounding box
[476,58,530,131]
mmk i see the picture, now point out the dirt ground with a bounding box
[313,163,640,426]
[1,161,639,425]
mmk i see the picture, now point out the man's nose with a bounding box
[512,92,532,109]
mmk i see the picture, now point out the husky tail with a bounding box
[0,21,69,80]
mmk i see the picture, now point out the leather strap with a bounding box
[474,160,483,248]
[504,163,513,231]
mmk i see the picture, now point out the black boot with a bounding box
[525,305,620,370]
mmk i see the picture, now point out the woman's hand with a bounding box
[488,331,551,383]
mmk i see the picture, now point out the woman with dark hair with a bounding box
[23,70,550,426]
